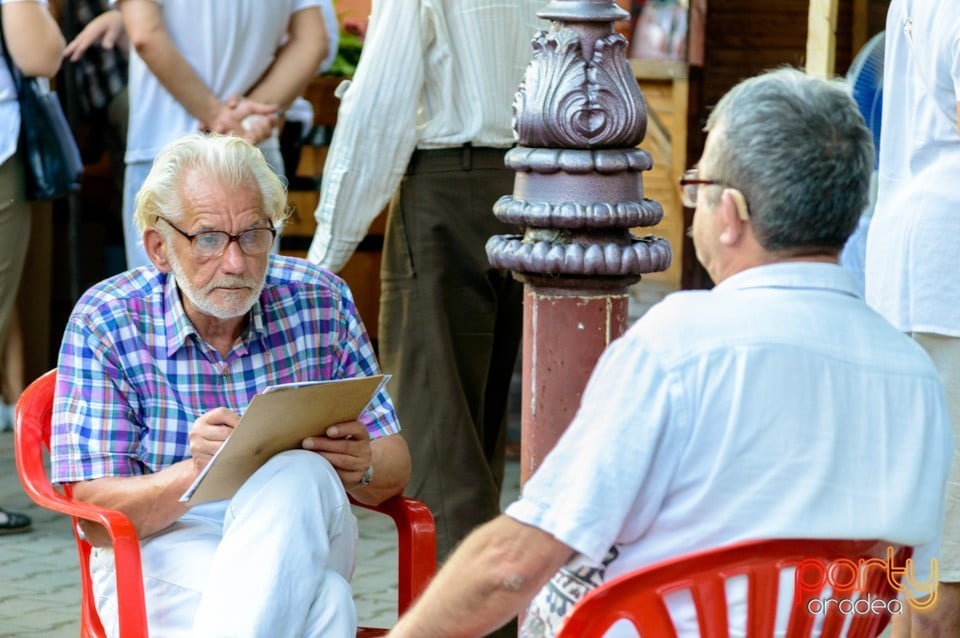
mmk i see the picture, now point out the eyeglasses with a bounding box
[679,169,750,221]
[160,218,276,258]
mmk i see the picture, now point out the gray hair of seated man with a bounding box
[133,133,290,236]
[703,67,873,253]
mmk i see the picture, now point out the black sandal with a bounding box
[0,508,32,535]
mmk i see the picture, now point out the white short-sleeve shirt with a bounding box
[508,263,952,636]
[115,0,327,164]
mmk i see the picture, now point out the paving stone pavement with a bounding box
[0,429,520,637]
[1,430,81,638]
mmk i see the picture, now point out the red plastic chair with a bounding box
[555,538,913,638]
[14,369,436,638]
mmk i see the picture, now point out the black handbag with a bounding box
[1,24,83,201]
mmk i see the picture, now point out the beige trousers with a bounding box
[0,153,31,351]
[913,332,960,581]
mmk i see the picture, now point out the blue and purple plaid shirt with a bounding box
[50,255,399,483]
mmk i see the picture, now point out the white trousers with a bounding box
[90,451,359,637]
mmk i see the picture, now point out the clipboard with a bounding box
[180,374,388,505]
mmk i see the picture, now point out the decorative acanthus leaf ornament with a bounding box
[513,26,646,149]
[489,2,668,284]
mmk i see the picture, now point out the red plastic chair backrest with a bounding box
[14,369,435,638]
[555,538,913,638]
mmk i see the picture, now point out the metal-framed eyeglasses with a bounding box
[160,218,277,258]
[678,169,750,221]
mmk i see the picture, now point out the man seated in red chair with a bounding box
[386,68,954,638]
[49,133,411,637]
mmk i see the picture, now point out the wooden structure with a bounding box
[806,0,841,78]
[674,0,889,288]
[629,59,689,289]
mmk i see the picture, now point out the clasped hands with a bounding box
[61,9,277,145]
[203,96,279,146]
[188,408,373,489]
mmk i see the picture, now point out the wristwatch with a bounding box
[356,464,374,487]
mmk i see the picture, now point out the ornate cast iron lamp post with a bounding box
[487,0,671,482]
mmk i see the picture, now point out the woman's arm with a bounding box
[63,8,127,62]
[2,0,65,78]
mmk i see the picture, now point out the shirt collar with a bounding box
[162,273,269,357]
[713,262,861,298]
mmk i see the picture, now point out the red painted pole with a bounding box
[520,288,631,482]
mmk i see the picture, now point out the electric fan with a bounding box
[846,31,885,167]
[840,31,885,294]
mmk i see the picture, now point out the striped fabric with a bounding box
[50,255,398,483]
[308,0,548,272]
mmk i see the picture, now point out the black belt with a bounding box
[407,143,510,174]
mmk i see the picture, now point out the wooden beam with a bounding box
[806,0,840,78]
[852,0,869,55]
[630,59,689,81]
[687,0,707,67]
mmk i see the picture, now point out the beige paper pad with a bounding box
[181,374,387,505]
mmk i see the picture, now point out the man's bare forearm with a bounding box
[388,516,575,637]
[71,459,197,546]
[120,0,226,125]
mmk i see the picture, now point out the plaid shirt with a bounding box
[50,255,399,483]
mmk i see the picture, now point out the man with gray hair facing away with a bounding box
[385,67,953,638]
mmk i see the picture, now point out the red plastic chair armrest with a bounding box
[350,495,436,612]
[59,495,149,638]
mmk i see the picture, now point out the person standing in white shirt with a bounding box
[386,67,953,638]
[114,0,335,270]
[307,0,545,595]
[865,2,960,635]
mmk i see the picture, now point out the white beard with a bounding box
[166,247,266,320]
